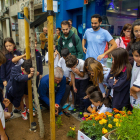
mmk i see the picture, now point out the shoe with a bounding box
[10,112,14,119]
[27,109,36,117]
[78,112,83,118]
[13,109,21,113]
[62,103,70,109]
[70,108,79,114]
[21,111,28,120]
[63,111,70,117]
[58,111,63,116]
[68,104,74,111]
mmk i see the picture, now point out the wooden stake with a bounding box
[47,0,55,140]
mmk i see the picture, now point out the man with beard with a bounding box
[58,21,83,59]
[82,14,117,64]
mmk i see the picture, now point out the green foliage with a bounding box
[56,115,63,128]
[67,127,76,138]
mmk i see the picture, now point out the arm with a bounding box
[82,39,87,54]
[71,67,84,77]
[1,64,7,86]
[75,37,83,59]
[0,119,8,140]
[12,54,26,63]
[115,38,120,48]
[87,106,96,113]
[40,33,48,42]
[71,72,77,93]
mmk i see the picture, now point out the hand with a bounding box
[83,95,88,99]
[66,77,69,83]
[39,75,42,80]
[28,68,34,78]
[3,81,7,87]
[23,53,26,57]
[73,86,77,93]
[83,47,87,54]
[97,54,105,61]
[1,133,8,140]
[54,50,58,56]
[130,88,138,99]
[113,79,118,85]
[69,81,72,86]
[71,68,80,75]
[3,98,10,108]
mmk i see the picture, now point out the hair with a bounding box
[54,67,64,78]
[103,97,112,108]
[61,20,70,27]
[130,19,140,45]
[0,51,6,64]
[120,23,132,37]
[86,86,99,95]
[21,59,32,74]
[88,60,104,86]
[61,48,70,57]
[3,37,16,54]
[56,27,61,31]
[65,55,77,68]
[89,91,104,102]
[91,14,102,23]
[131,41,140,54]
[68,19,72,23]
[83,57,95,74]
[111,48,132,80]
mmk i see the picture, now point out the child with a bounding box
[65,55,89,118]
[1,37,22,87]
[130,41,140,108]
[107,48,132,110]
[6,59,34,120]
[58,48,74,111]
[45,44,60,67]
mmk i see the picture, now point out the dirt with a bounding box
[5,110,81,140]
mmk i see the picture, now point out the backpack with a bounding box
[59,33,77,54]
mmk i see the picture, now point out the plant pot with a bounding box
[102,129,116,140]
[78,130,92,140]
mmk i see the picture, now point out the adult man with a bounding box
[38,67,70,116]
[58,21,83,59]
[68,19,78,35]
[40,27,48,57]
[82,14,117,64]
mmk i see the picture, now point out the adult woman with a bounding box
[115,23,132,49]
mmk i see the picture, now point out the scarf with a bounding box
[121,36,130,47]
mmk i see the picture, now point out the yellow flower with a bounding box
[84,114,88,118]
[102,128,108,134]
[70,127,71,129]
[99,120,104,125]
[93,123,95,126]
[116,122,121,127]
[102,119,107,124]
[113,118,119,122]
[108,115,112,117]
[72,128,75,131]
[108,124,112,128]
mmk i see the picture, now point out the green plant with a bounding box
[56,115,63,128]
[67,127,76,138]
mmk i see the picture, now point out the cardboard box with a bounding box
[78,130,92,140]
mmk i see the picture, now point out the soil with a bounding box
[5,109,80,140]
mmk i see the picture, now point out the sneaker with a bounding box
[70,108,79,114]
[21,111,28,120]
[27,109,36,117]
[13,109,21,113]
[58,111,63,116]
[68,104,74,111]
[78,112,83,118]
[10,112,14,119]
[62,103,70,109]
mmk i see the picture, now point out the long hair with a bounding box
[88,60,104,86]
[120,23,132,37]
[130,19,140,45]
[3,37,16,55]
[111,48,132,80]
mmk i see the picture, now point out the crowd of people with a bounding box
[0,13,140,139]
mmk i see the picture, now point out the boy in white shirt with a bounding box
[65,55,89,118]
[130,41,140,108]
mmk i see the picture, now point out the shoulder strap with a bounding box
[59,37,63,49]
[72,33,77,54]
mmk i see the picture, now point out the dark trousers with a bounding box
[36,75,39,89]
[41,48,48,56]
[79,98,91,112]
[40,85,70,112]
[74,78,89,109]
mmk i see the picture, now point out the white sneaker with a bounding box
[21,110,28,120]
[27,109,36,117]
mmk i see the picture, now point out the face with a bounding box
[88,70,94,77]
[90,99,100,107]
[68,21,72,28]
[56,29,60,35]
[91,18,101,31]
[54,77,62,84]
[5,41,15,52]
[43,28,48,34]
[132,50,140,65]
[123,29,131,38]
[61,24,70,36]
[133,25,140,39]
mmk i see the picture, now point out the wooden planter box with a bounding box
[78,130,92,140]
[102,129,116,140]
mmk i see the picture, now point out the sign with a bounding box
[84,0,88,4]
[12,23,18,31]
[17,12,24,19]
[42,0,58,13]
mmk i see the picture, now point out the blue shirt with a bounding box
[83,28,113,63]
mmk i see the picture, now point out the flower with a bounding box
[116,122,121,127]
[114,114,121,119]
[84,114,88,118]
[108,124,112,128]
[86,118,89,121]
[127,111,132,115]
[93,123,95,126]
[119,111,125,115]
[108,115,112,117]
[72,128,75,131]
[70,127,71,129]
[113,108,119,113]
[90,114,95,118]
[99,120,104,125]
[92,110,96,114]
[102,128,108,134]
[113,118,119,122]
[102,119,107,124]
[95,116,100,121]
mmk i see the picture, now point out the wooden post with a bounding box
[29,0,44,138]
[24,7,33,127]
[47,0,55,140]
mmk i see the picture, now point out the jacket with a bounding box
[71,26,78,35]
[38,74,66,105]
[40,32,48,49]
[58,30,83,59]
[54,34,60,45]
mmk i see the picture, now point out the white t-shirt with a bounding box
[130,61,140,108]
[0,103,5,129]
[102,64,110,85]
[16,58,24,66]
[45,52,59,68]
[70,59,88,80]
[57,57,71,81]
[97,104,112,114]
